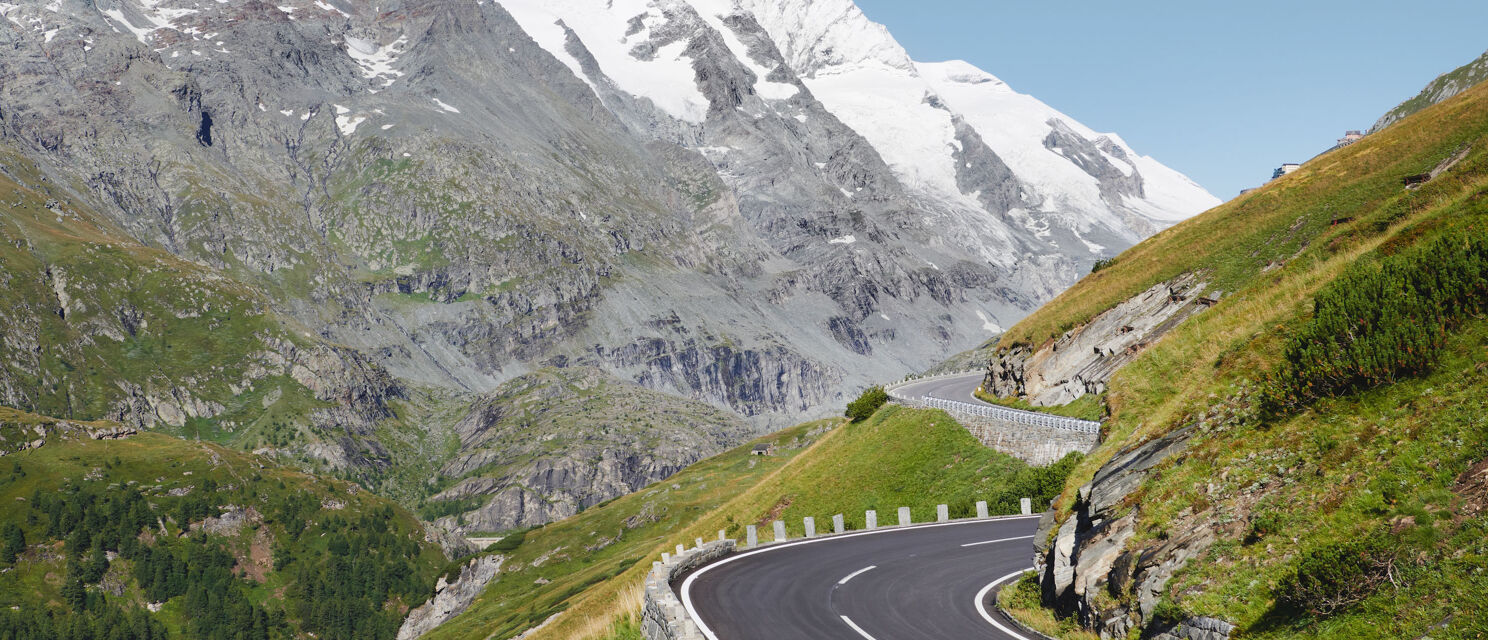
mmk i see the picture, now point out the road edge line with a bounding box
[974,568,1034,640]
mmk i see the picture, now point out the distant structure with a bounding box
[750,443,775,456]
[1244,130,1367,196]
[1336,130,1365,147]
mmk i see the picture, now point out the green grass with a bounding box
[998,572,1099,640]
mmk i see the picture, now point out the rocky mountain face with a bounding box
[427,367,750,533]
[0,0,1213,508]
[1373,47,1488,133]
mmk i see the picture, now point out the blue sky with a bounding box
[854,0,1488,199]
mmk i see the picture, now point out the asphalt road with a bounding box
[892,373,988,405]
[680,517,1041,640]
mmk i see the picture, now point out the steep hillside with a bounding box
[412,404,1077,640]
[986,69,1488,637]
[1372,47,1488,132]
[0,407,449,639]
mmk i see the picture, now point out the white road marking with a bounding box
[961,534,1035,547]
[974,568,1035,640]
[680,515,1042,640]
[840,615,879,640]
[837,565,876,585]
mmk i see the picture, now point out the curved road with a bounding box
[681,517,1040,639]
[892,372,988,406]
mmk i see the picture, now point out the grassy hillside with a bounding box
[422,404,1078,640]
[0,407,449,639]
[992,69,1488,636]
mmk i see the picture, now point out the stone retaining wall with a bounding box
[642,539,735,640]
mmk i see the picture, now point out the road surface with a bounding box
[680,517,1040,640]
[892,372,988,406]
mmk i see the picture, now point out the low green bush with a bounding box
[1245,508,1283,545]
[844,386,889,423]
[489,527,530,553]
[1264,231,1488,416]
[1275,533,1398,616]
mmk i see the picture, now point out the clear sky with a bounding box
[853,0,1488,199]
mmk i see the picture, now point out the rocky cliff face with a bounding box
[0,0,1215,440]
[427,367,750,532]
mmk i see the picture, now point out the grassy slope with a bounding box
[992,76,1488,635]
[0,407,448,636]
[429,405,1071,640]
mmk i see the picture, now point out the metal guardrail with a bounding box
[913,396,1100,434]
[885,371,1101,435]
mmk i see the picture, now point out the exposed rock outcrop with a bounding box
[1033,422,1231,638]
[398,553,505,640]
[428,368,751,532]
[987,274,1218,406]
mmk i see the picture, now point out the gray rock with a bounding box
[397,555,504,640]
[987,274,1218,407]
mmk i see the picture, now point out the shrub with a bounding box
[489,528,529,553]
[844,386,889,423]
[1276,533,1398,616]
[1245,508,1283,545]
[1090,257,1117,273]
[1263,232,1488,416]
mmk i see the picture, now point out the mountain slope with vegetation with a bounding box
[0,407,450,640]
[1372,47,1488,132]
[988,63,1488,639]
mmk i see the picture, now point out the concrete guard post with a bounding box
[833,514,845,534]
[1020,497,1032,515]
[865,510,877,529]
[898,506,911,526]
[746,525,757,548]
[718,530,727,541]
[804,516,816,538]
[976,501,988,519]
[773,520,787,543]
[936,504,949,522]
